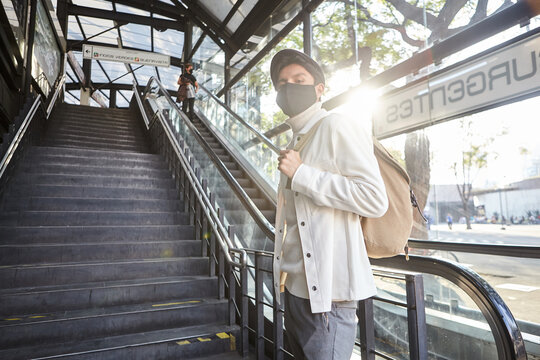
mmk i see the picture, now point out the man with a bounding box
[179,63,199,119]
[271,49,388,360]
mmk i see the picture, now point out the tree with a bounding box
[312,0,514,80]
[451,119,491,230]
[405,132,430,239]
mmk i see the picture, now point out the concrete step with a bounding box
[0,210,189,226]
[41,139,149,153]
[43,132,147,147]
[25,153,167,170]
[0,239,201,265]
[3,196,182,212]
[0,323,239,360]
[15,172,175,189]
[27,146,160,161]
[0,225,195,243]
[0,257,209,288]
[0,297,228,350]
[7,184,179,200]
[0,275,217,315]
[21,163,172,179]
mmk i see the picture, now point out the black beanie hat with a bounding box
[270,49,325,88]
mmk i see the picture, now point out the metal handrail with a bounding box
[197,84,281,154]
[0,95,42,180]
[408,239,540,259]
[142,77,275,240]
[46,74,66,118]
[134,79,248,268]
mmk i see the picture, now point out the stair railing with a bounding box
[134,81,256,355]
[0,72,66,200]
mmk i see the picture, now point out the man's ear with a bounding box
[315,83,325,101]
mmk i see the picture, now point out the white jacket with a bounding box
[273,107,388,314]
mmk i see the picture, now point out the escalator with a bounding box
[144,80,532,360]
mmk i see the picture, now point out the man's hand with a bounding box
[278,150,302,179]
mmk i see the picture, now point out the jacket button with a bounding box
[306,253,311,258]
[295,192,298,196]
[276,255,280,260]
[312,286,317,291]
[279,229,283,233]
[300,221,305,226]
[297,136,301,141]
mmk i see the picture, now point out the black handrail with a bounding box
[408,239,540,259]
[371,255,528,360]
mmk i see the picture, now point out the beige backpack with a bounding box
[292,120,422,259]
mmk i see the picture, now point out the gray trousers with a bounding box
[284,289,358,360]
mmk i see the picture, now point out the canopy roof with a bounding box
[57,0,303,106]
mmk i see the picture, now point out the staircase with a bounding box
[0,104,241,359]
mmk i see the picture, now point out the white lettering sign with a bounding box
[373,32,540,138]
[82,44,170,67]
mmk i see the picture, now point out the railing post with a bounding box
[194,167,201,240]
[273,288,284,360]
[201,179,208,257]
[228,226,236,326]
[255,252,265,360]
[406,274,427,360]
[358,298,375,360]
[217,209,225,300]
[241,263,249,357]
[209,192,216,277]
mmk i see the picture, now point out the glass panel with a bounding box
[153,28,184,59]
[120,23,151,50]
[196,85,280,190]
[2,0,26,57]
[157,66,182,92]
[114,3,150,16]
[91,60,109,83]
[373,272,498,359]
[32,0,62,96]
[98,60,132,84]
[143,79,274,255]
[65,89,80,104]
[226,0,257,33]
[78,16,117,44]
[72,0,112,10]
[117,90,133,107]
[67,15,84,41]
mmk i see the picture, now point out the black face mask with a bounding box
[276,83,317,117]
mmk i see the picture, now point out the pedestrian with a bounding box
[177,63,198,119]
[271,49,388,360]
[447,213,453,230]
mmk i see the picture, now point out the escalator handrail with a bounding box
[138,79,527,360]
[371,254,527,360]
[197,84,281,154]
[408,239,540,259]
[0,95,42,180]
[142,77,275,241]
[135,81,247,268]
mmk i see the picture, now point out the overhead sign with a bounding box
[82,44,170,67]
[373,31,540,138]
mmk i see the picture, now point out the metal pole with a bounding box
[498,189,505,230]
[357,298,375,360]
[255,253,265,359]
[406,274,428,360]
[24,0,38,96]
[302,0,312,56]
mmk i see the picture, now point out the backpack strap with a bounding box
[284,119,324,189]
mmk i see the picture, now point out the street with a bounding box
[413,224,540,325]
